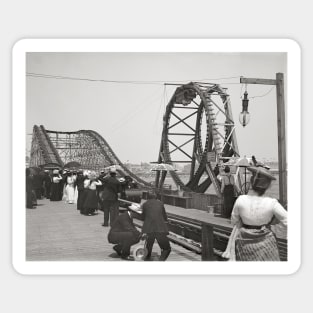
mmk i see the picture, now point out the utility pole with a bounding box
[240,73,287,208]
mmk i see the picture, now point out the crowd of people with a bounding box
[26,167,136,212]
[26,166,171,261]
[26,161,287,262]
[26,168,51,208]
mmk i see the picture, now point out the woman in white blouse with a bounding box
[225,166,287,261]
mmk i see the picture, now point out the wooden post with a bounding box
[276,73,287,208]
[240,74,287,208]
[201,223,214,261]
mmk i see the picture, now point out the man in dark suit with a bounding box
[100,167,121,226]
[107,210,141,260]
[141,192,171,261]
[75,170,86,213]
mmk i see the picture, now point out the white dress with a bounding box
[65,176,75,204]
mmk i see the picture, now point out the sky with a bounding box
[26,52,287,164]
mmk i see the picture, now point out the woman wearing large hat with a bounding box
[223,166,287,261]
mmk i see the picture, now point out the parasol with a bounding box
[103,165,123,171]
[150,163,176,172]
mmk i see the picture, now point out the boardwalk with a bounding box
[26,199,201,261]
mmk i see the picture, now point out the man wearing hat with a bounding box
[96,169,107,206]
[107,208,141,260]
[140,191,171,261]
[100,167,122,226]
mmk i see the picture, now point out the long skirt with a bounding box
[223,185,235,218]
[83,189,98,215]
[50,183,60,201]
[235,227,280,261]
[26,190,34,208]
[58,182,64,201]
[76,188,84,211]
[65,184,75,203]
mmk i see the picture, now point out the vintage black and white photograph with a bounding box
[13,39,300,274]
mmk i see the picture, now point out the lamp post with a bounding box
[239,74,287,208]
[239,90,250,127]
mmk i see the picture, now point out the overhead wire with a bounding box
[249,86,275,99]
[26,72,242,85]
[153,84,168,133]
[109,87,161,131]
[109,86,164,134]
[27,72,164,85]
[240,84,275,99]
[110,92,162,136]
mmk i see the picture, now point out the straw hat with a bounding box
[89,171,97,180]
[247,166,276,180]
[109,167,117,174]
[248,166,276,190]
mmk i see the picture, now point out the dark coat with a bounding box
[75,174,85,191]
[43,174,51,187]
[108,212,140,238]
[141,199,169,234]
[26,175,34,193]
[101,175,121,201]
[26,175,34,208]
[32,174,43,189]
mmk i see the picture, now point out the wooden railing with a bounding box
[142,190,222,213]
[118,198,287,261]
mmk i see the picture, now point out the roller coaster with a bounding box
[29,82,240,197]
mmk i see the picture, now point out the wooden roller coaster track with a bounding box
[29,82,240,193]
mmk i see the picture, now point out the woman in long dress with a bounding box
[224,166,287,261]
[65,172,75,204]
[50,170,63,201]
[75,170,85,212]
[83,171,102,216]
[221,165,240,218]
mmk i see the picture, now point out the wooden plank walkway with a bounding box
[26,199,201,261]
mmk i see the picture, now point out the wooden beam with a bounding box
[240,73,287,208]
[276,73,287,208]
[168,133,194,136]
[240,77,277,85]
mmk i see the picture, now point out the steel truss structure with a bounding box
[29,82,239,194]
[29,125,150,187]
[155,82,240,195]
